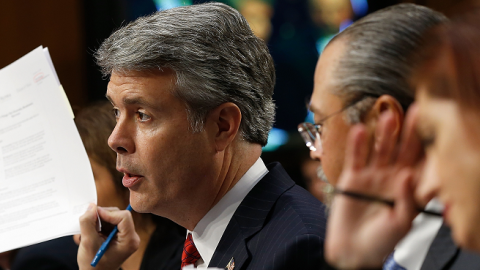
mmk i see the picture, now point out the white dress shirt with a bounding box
[188,158,268,268]
[393,198,444,270]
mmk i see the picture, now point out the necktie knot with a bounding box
[181,233,201,268]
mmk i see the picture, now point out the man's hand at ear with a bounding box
[325,104,424,269]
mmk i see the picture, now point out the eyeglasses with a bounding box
[298,98,372,151]
[298,114,340,152]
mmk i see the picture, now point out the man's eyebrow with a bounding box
[123,96,158,108]
[105,94,160,110]
[307,101,326,120]
[105,94,114,105]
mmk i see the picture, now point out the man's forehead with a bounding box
[310,39,348,116]
[310,71,336,118]
[314,39,348,96]
[105,71,175,110]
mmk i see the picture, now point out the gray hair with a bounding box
[328,3,447,123]
[95,2,275,146]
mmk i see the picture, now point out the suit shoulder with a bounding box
[269,184,327,236]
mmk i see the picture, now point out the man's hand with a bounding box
[77,204,140,270]
[325,105,424,269]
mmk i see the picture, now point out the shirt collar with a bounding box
[394,198,444,269]
[188,157,268,267]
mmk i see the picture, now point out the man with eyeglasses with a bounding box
[299,4,480,270]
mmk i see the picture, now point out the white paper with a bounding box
[0,46,97,252]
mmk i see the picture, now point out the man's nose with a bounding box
[108,119,135,154]
[310,138,323,161]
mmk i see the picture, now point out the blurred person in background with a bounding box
[300,3,480,270]
[315,0,353,30]
[74,101,185,270]
[325,4,480,269]
[309,0,353,52]
[237,0,274,42]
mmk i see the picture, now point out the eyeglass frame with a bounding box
[298,96,376,151]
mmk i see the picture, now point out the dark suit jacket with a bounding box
[421,224,480,270]
[209,162,331,270]
[11,236,78,270]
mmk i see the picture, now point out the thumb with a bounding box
[79,204,99,234]
[79,203,101,247]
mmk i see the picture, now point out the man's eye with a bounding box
[112,108,120,118]
[137,112,151,122]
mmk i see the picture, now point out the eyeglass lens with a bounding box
[298,123,319,151]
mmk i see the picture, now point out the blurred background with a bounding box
[0,0,470,201]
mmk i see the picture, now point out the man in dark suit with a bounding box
[208,162,327,269]
[302,3,480,270]
[76,3,330,270]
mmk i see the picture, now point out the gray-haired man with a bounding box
[77,2,331,270]
[301,3,480,270]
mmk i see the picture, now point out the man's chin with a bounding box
[316,165,335,209]
[316,165,330,184]
[129,194,151,213]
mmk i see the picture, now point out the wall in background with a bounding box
[0,1,87,108]
[0,0,470,110]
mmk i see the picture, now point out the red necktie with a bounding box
[181,233,201,268]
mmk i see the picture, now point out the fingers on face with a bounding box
[344,124,369,172]
[393,168,417,228]
[371,111,397,167]
[397,104,424,166]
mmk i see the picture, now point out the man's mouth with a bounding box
[122,173,144,188]
[118,168,144,188]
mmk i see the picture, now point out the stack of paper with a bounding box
[0,46,97,252]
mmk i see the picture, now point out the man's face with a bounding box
[309,39,352,185]
[106,70,219,218]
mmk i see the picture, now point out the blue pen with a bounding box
[91,204,133,267]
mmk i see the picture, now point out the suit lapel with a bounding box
[420,224,460,270]
[209,163,295,269]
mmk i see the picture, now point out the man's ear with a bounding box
[206,102,242,152]
[363,95,405,150]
